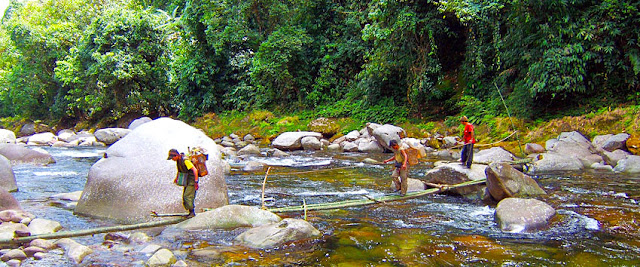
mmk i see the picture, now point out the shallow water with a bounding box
[10,147,640,266]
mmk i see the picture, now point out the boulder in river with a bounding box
[371,124,406,151]
[94,128,131,145]
[424,162,487,197]
[0,155,17,192]
[171,205,281,230]
[613,155,640,174]
[234,218,321,249]
[0,187,23,211]
[473,147,518,165]
[75,117,228,223]
[272,132,323,151]
[0,144,55,165]
[0,129,16,144]
[495,198,555,233]
[485,162,546,201]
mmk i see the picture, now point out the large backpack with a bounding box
[188,147,209,177]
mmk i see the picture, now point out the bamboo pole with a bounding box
[0,217,185,245]
[268,178,487,213]
[261,167,272,210]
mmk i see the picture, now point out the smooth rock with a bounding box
[0,155,17,192]
[524,143,545,154]
[172,205,281,230]
[234,218,321,249]
[28,218,62,235]
[94,128,131,145]
[272,132,322,151]
[128,117,152,130]
[146,248,177,267]
[474,147,517,165]
[237,144,261,156]
[613,155,640,174]
[0,129,16,144]
[485,162,546,201]
[423,163,487,197]
[301,136,322,150]
[55,238,93,264]
[0,144,55,165]
[495,198,555,232]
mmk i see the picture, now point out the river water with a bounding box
[10,146,640,266]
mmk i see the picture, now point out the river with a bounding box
[9,146,640,266]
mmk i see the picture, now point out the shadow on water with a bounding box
[10,147,640,266]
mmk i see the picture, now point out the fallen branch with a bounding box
[0,217,185,245]
[268,179,487,213]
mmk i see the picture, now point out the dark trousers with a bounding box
[461,143,474,168]
[183,181,197,212]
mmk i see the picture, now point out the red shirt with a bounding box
[463,123,476,144]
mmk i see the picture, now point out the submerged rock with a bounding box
[234,218,321,249]
[494,198,555,232]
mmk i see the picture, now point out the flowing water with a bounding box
[10,147,640,266]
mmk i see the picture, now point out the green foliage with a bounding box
[55,7,172,123]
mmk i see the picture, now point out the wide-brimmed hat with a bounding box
[167,149,180,160]
[460,115,469,122]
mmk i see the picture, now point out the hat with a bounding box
[167,149,180,160]
[460,115,468,122]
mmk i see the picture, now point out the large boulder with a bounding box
[128,117,152,130]
[473,147,518,165]
[546,131,602,167]
[485,162,546,201]
[0,144,55,165]
[26,132,57,146]
[171,205,281,230]
[0,155,17,192]
[372,124,406,150]
[423,163,487,197]
[0,129,16,144]
[272,132,323,151]
[389,178,426,192]
[307,117,339,137]
[602,149,631,167]
[613,155,640,174]
[592,133,630,152]
[94,128,131,145]
[74,117,228,223]
[301,136,322,150]
[529,153,583,173]
[234,218,321,249]
[495,198,555,232]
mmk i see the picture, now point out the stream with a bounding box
[9,146,640,266]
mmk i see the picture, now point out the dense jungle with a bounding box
[0,0,638,137]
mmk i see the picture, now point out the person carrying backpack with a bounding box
[168,148,199,218]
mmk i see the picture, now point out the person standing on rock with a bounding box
[383,140,409,196]
[168,149,198,218]
[460,116,476,169]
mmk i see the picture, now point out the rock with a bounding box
[234,218,321,249]
[0,144,55,165]
[442,136,459,148]
[389,178,426,192]
[495,198,555,232]
[128,117,152,130]
[358,139,384,153]
[56,129,76,142]
[591,162,614,171]
[30,238,55,250]
[362,158,380,164]
[529,153,584,173]
[140,244,163,255]
[28,218,62,235]
[432,149,459,160]
[301,136,322,150]
[0,129,16,144]
[94,128,132,145]
[344,130,360,141]
[23,246,47,257]
[237,144,261,156]
[74,117,228,223]
[613,155,640,174]
[371,124,406,151]
[307,118,339,137]
[26,132,57,146]
[0,249,27,261]
[0,222,30,240]
[33,252,46,260]
[129,232,152,243]
[147,249,177,267]
[602,149,631,167]
[524,143,545,154]
[18,123,36,137]
[474,147,517,165]
[0,155,17,192]
[51,191,83,202]
[423,163,487,197]
[272,132,323,151]
[342,142,358,152]
[55,238,93,264]
[485,162,546,201]
[172,205,281,230]
[242,161,265,172]
[546,131,602,167]
[326,144,342,152]
[626,135,640,155]
[593,133,630,152]
[0,188,22,211]
[0,209,33,223]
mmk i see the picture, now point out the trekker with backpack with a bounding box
[168,149,198,218]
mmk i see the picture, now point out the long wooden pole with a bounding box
[268,178,487,213]
[0,217,185,245]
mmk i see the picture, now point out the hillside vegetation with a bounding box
[0,0,638,133]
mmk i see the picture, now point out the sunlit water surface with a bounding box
[10,147,640,266]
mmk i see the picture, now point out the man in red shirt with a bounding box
[460,116,476,168]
